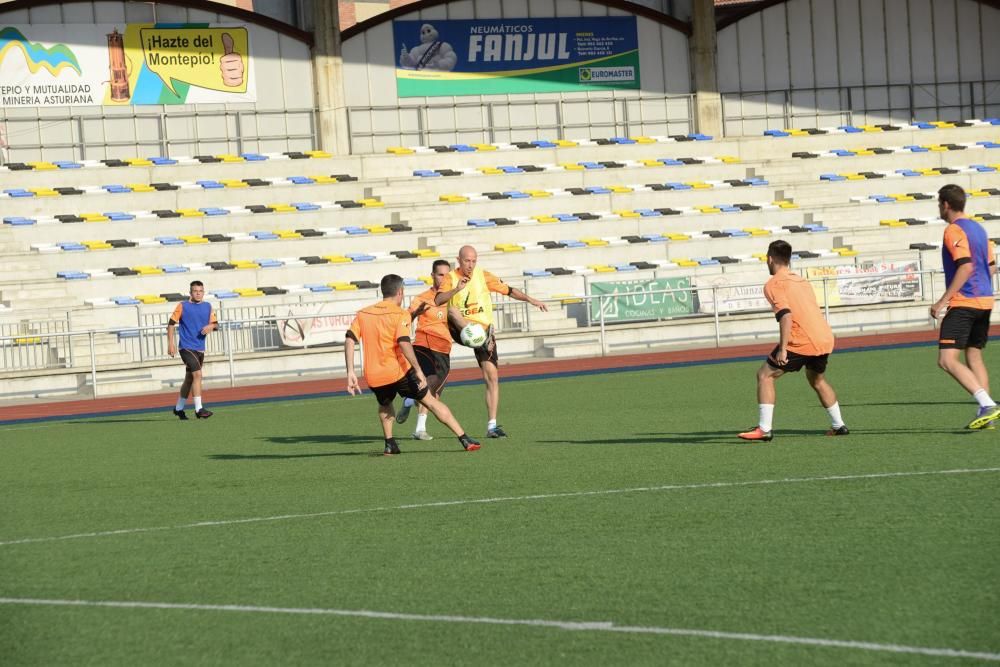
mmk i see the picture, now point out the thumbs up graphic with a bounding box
[219,32,244,88]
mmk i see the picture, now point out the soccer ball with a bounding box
[459,323,487,348]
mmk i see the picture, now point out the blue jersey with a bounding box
[942,218,995,309]
[169,300,216,351]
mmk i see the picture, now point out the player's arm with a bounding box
[931,226,975,317]
[433,275,469,306]
[344,324,361,395]
[202,310,218,336]
[507,286,548,312]
[166,303,183,357]
[774,311,792,365]
[397,339,427,389]
[487,272,548,311]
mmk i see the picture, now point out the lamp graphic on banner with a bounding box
[106,28,129,101]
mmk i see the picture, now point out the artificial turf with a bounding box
[1,345,998,665]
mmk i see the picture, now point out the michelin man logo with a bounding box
[399,23,457,71]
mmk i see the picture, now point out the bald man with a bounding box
[434,245,547,437]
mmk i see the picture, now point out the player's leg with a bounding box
[378,401,396,439]
[805,366,847,435]
[371,384,401,454]
[417,392,480,450]
[961,309,998,428]
[412,372,439,440]
[937,348,984,393]
[966,347,990,392]
[739,350,786,440]
[173,370,193,419]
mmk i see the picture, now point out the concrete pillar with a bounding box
[691,0,723,137]
[312,0,351,154]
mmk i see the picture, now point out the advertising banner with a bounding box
[805,261,922,306]
[0,23,255,107]
[697,276,771,314]
[589,278,695,323]
[276,304,359,348]
[393,16,640,97]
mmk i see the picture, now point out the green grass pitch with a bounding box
[1,345,999,665]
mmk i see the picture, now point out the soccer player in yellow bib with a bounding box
[434,245,548,438]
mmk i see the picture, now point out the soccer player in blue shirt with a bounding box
[167,281,217,419]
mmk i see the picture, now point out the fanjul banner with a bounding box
[393,17,640,97]
[805,261,922,306]
[589,278,695,323]
[0,23,254,107]
[276,304,360,348]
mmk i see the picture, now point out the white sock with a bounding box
[826,402,845,428]
[758,404,774,432]
[416,413,428,432]
[194,396,203,411]
[175,397,186,411]
[973,389,996,409]
[403,398,415,408]
[487,419,497,431]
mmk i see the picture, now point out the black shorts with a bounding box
[939,307,991,349]
[179,349,205,373]
[766,346,829,374]
[370,368,428,407]
[414,345,451,381]
[449,322,499,366]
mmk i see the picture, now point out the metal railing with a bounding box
[720,79,1000,136]
[0,107,318,164]
[1,267,963,397]
[346,94,697,153]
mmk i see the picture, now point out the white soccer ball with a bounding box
[460,323,487,348]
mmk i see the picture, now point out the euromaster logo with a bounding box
[579,66,635,83]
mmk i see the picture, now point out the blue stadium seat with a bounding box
[150,157,178,165]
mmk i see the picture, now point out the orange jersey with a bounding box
[410,288,452,354]
[764,270,834,356]
[346,299,413,387]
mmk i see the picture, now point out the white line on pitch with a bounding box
[2,467,999,548]
[0,597,997,662]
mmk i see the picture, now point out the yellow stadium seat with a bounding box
[305,150,332,158]
[413,249,440,258]
[743,228,771,237]
[687,182,712,189]
[834,248,858,256]
[216,154,244,163]
[581,238,609,247]
[359,198,384,207]
[640,159,663,167]
[478,167,503,175]
[720,156,740,163]
[843,173,865,180]
[440,195,468,203]
[924,145,948,152]
[235,288,264,297]
[854,149,876,156]
[27,162,57,170]
[29,188,58,196]
[752,253,769,262]
[324,255,351,263]
[674,259,699,267]
[125,158,154,166]
[13,336,42,345]
[495,244,523,252]
[787,129,809,137]
[695,206,721,214]
[126,183,155,192]
[176,209,206,218]
[136,294,167,304]
[232,260,259,270]
[310,175,339,184]
[554,139,578,148]
[82,240,112,250]
[608,185,633,193]
[269,204,297,213]
[666,233,690,241]
[133,266,163,275]
[365,226,392,234]
[179,235,209,244]
[879,220,907,227]
[559,162,585,171]
[471,143,498,151]
[81,213,109,222]
[776,201,799,209]
[969,190,989,197]
[889,194,915,202]
[633,136,657,144]
[930,121,955,128]
[590,264,616,272]
[533,215,559,223]
[554,293,583,304]
[860,126,883,133]
[219,179,249,188]
[275,230,302,239]
[329,282,358,291]
[526,190,552,198]
[387,146,414,155]
[614,210,641,218]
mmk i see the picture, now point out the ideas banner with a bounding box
[393,16,640,97]
[0,23,255,107]
[589,277,695,323]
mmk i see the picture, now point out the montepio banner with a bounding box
[393,16,640,97]
[0,23,254,107]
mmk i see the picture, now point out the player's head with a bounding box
[938,184,966,221]
[766,240,792,275]
[431,259,451,289]
[380,274,405,303]
[457,245,477,277]
[189,280,205,302]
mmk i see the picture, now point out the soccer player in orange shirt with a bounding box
[344,274,481,455]
[930,184,1000,429]
[395,259,467,440]
[739,240,848,441]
